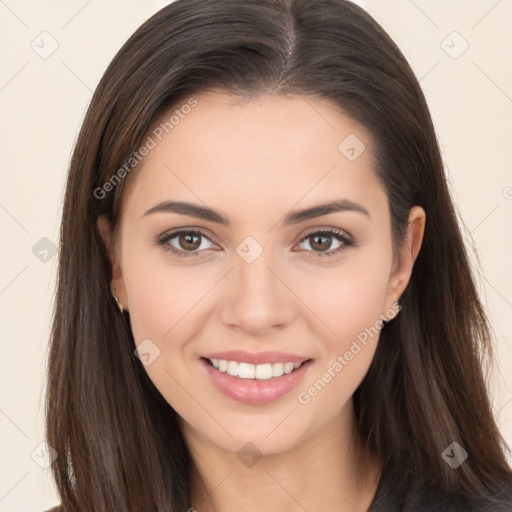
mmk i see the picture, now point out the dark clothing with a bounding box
[367,472,512,511]
[45,475,512,511]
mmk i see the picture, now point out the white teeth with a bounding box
[255,363,272,380]
[272,362,284,377]
[238,362,255,379]
[210,359,305,380]
[283,362,295,374]
[227,360,238,375]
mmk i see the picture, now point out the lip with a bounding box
[200,355,313,405]
[201,350,308,365]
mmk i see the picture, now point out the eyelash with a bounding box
[154,227,356,259]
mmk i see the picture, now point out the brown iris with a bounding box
[309,233,333,252]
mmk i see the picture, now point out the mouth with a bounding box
[202,357,310,380]
[200,352,313,405]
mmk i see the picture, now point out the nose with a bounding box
[217,249,296,336]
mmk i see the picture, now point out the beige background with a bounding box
[0,1,510,510]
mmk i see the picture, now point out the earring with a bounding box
[114,295,124,313]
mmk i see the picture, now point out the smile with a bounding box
[200,351,313,405]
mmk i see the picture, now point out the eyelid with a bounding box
[296,225,353,241]
[158,226,219,244]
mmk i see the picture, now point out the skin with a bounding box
[98,91,425,512]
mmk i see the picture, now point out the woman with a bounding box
[45,0,512,510]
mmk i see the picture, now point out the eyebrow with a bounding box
[142,198,370,225]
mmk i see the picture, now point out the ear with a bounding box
[97,215,127,309]
[383,206,426,319]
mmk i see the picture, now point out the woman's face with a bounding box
[100,91,424,456]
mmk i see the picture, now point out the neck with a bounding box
[183,400,381,512]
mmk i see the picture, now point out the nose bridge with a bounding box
[219,238,294,334]
[238,248,277,295]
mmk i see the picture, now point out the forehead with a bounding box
[119,91,385,223]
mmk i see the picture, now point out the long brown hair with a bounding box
[46,0,512,510]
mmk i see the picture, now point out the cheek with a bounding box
[296,265,389,413]
[121,250,210,415]
[294,252,391,402]
[305,253,392,345]
[121,244,215,344]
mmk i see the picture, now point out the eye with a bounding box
[155,226,356,259]
[295,228,355,257]
[155,228,218,257]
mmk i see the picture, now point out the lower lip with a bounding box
[201,358,312,405]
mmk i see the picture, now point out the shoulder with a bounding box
[43,506,62,512]
[405,488,512,511]
[369,473,512,512]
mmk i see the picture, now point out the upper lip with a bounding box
[201,350,311,365]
